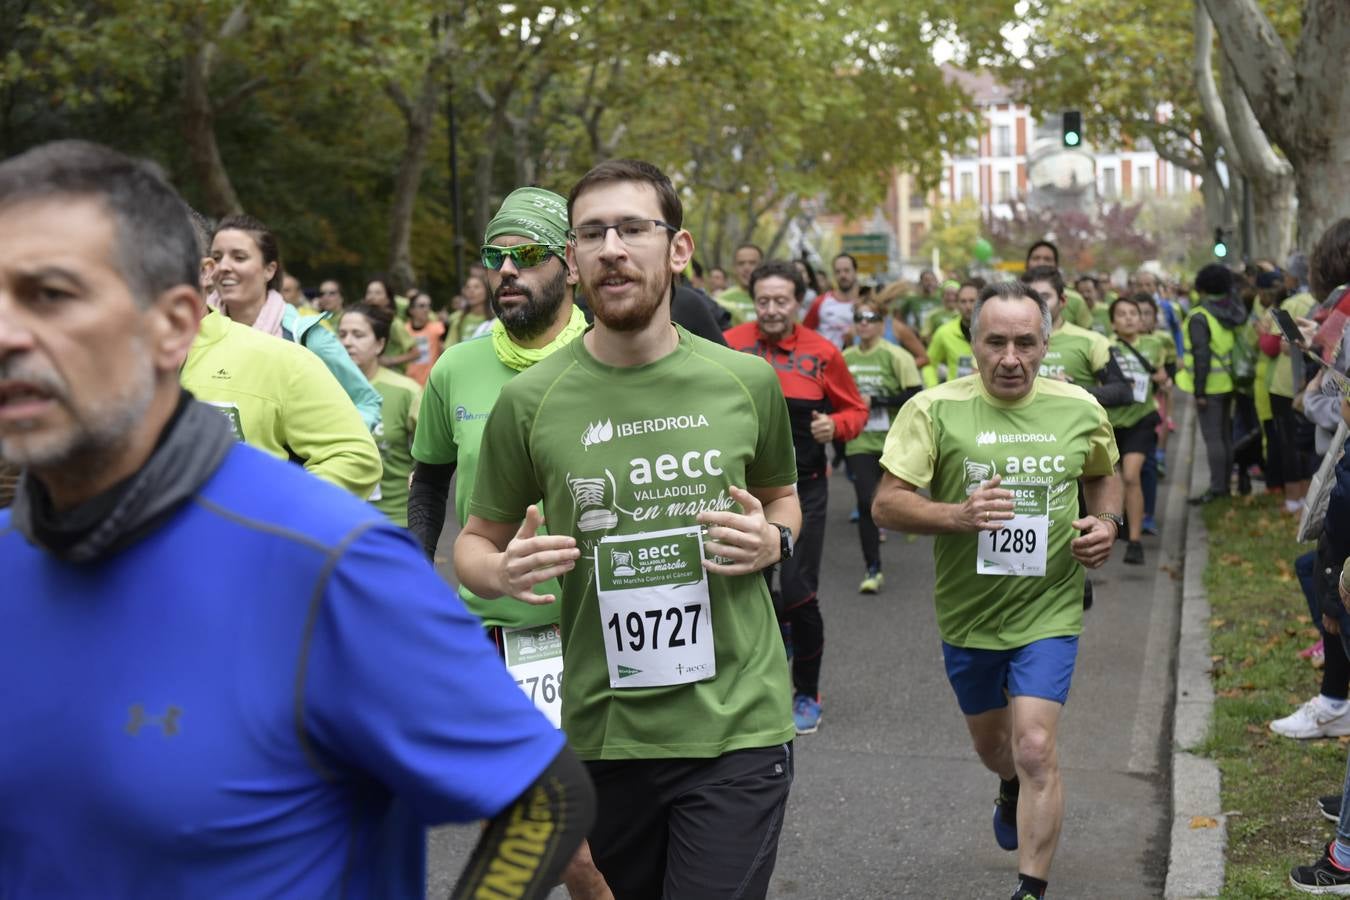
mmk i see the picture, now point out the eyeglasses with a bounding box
[567,219,677,249]
[480,243,562,271]
[854,313,883,324]
[320,289,340,296]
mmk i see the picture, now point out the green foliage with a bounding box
[9,0,1023,290]
[919,199,986,273]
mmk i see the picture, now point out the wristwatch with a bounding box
[1094,512,1125,531]
[771,523,794,561]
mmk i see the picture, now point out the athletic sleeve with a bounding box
[802,294,826,331]
[282,345,384,499]
[303,523,565,824]
[823,345,870,442]
[469,384,546,523]
[878,394,936,488]
[301,324,384,431]
[411,360,457,465]
[889,344,923,389]
[746,364,799,489]
[1081,402,1120,477]
[920,327,946,387]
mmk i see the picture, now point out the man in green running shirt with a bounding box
[714,242,763,327]
[872,280,1122,900]
[406,187,611,899]
[456,159,802,898]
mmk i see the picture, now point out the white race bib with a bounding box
[977,483,1049,577]
[865,403,891,433]
[595,525,715,688]
[1129,370,1150,403]
[502,623,564,727]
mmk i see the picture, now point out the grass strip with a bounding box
[1199,494,1349,897]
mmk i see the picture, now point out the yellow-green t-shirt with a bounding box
[842,341,922,455]
[714,287,757,327]
[369,367,421,526]
[880,375,1119,649]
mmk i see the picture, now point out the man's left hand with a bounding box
[698,485,780,575]
[1070,515,1116,568]
[810,410,836,444]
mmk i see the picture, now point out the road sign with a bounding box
[841,233,890,276]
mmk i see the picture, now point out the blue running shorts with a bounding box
[941,636,1079,715]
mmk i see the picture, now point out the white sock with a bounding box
[1323,695,1348,713]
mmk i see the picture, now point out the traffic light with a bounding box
[1062,110,1082,148]
[1213,227,1228,259]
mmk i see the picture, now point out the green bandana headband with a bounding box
[485,187,569,249]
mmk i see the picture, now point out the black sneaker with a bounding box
[1290,842,1350,892]
[1321,794,1342,824]
[1124,541,1144,565]
[993,778,1019,851]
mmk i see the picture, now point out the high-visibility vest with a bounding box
[1175,306,1235,395]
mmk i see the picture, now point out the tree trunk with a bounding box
[764,195,801,258]
[386,48,450,293]
[181,46,242,218]
[1203,0,1350,248]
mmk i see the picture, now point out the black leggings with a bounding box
[772,474,828,698]
[846,453,883,571]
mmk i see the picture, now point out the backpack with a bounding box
[1224,322,1257,389]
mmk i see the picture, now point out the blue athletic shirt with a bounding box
[0,442,563,899]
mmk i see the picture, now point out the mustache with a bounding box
[0,360,66,400]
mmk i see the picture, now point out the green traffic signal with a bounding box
[1214,242,1228,258]
[1064,132,1080,147]
[1061,110,1082,148]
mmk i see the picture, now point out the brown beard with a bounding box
[583,269,669,333]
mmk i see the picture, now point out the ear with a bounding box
[149,285,205,372]
[668,229,695,277]
[264,261,279,285]
[563,252,579,286]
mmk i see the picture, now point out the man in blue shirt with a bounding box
[0,140,593,899]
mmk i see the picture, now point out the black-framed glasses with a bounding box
[481,243,562,271]
[567,218,677,249]
[854,313,883,324]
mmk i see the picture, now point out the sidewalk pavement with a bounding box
[1166,395,1226,898]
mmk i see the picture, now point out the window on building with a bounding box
[910,222,926,251]
[1138,166,1152,194]
[996,125,1012,157]
[997,171,1012,202]
[909,190,926,210]
[960,172,975,200]
[1173,166,1188,194]
[1102,167,1117,199]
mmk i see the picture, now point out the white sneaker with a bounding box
[1270,695,1350,739]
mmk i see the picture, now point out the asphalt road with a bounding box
[425,448,1181,898]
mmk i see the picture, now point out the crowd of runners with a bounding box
[2,139,1347,899]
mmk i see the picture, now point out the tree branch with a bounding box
[214,74,269,116]
[1199,0,1296,147]
[1191,3,1241,167]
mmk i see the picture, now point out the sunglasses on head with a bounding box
[854,313,883,324]
[480,243,561,271]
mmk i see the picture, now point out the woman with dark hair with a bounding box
[363,275,419,372]
[446,274,495,345]
[210,215,381,430]
[338,304,421,527]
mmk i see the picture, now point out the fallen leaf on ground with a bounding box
[1190,816,1220,829]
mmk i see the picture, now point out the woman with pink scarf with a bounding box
[209,215,381,430]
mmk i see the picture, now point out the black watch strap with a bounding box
[771,522,793,561]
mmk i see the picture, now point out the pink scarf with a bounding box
[207,288,287,338]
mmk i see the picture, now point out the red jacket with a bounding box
[724,322,869,477]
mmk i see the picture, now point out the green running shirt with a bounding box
[842,341,922,456]
[470,326,798,760]
[369,366,421,526]
[880,375,1119,650]
[1042,321,1112,385]
[412,336,562,630]
[1107,335,1163,429]
[713,287,757,327]
[923,316,976,387]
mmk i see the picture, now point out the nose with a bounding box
[499,256,520,277]
[597,227,628,263]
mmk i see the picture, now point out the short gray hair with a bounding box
[971,280,1051,342]
[0,140,199,308]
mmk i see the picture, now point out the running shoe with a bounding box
[1124,541,1144,565]
[1270,696,1350,739]
[793,693,822,735]
[1141,514,1158,535]
[849,506,860,523]
[1290,843,1350,893]
[1302,639,1327,660]
[859,568,884,594]
[1320,794,1341,824]
[993,781,1018,851]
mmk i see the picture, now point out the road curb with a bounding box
[1165,397,1226,899]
